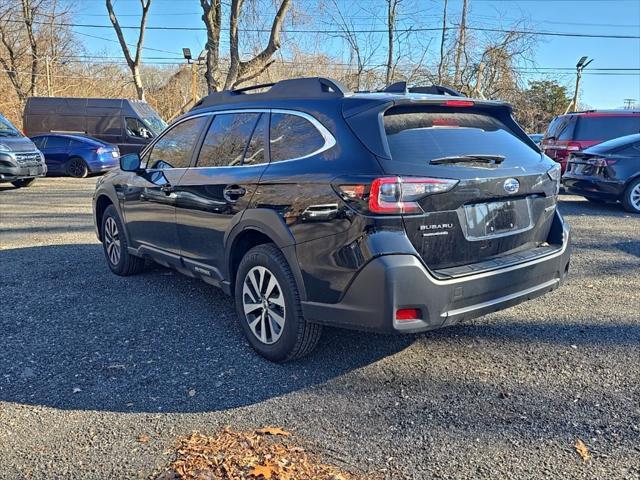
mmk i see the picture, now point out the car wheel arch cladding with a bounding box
[225,211,306,301]
[95,190,128,243]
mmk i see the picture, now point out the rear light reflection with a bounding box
[396,308,422,321]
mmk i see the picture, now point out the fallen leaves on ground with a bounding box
[154,427,366,480]
[255,427,291,437]
[575,439,591,462]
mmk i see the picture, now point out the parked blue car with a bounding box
[30,134,120,178]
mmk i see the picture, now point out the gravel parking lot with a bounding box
[1,177,639,479]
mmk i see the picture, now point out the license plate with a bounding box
[464,198,532,240]
[28,168,37,176]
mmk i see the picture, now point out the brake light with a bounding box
[585,157,617,167]
[369,176,458,214]
[442,100,474,107]
[566,142,581,152]
[396,308,421,321]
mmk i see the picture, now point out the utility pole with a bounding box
[45,55,52,96]
[565,56,593,114]
[623,98,636,109]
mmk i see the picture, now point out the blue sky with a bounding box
[72,0,640,109]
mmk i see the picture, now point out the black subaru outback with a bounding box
[93,77,571,361]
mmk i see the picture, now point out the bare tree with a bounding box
[385,0,402,85]
[0,0,44,100]
[437,0,448,83]
[105,0,151,100]
[327,0,381,91]
[199,0,291,93]
[453,0,468,86]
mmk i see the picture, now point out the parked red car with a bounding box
[541,110,640,173]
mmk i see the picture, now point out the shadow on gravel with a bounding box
[0,244,414,414]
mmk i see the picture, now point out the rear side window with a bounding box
[575,116,640,141]
[270,113,325,162]
[32,137,46,149]
[384,111,537,164]
[197,113,261,167]
[45,136,70,149]
[147,116,207,169]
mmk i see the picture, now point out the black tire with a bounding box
[11,178,36,188]
[234,243,322,362]
[66,157,89,178]
[622,178,640,214]
[101,205,145,276]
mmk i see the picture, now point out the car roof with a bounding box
[184,77,509,121]
[563,109,640,117]
[33,133,107,146]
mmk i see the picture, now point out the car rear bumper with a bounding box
[302,224,571,334]
[563,176,625,200]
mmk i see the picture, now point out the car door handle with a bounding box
[223,185,246,201]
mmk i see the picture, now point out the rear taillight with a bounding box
[584,157,617,167]
[566,142,582,152]
[369,177,458,214]
[336,176,458,215]
[396,308,421,321]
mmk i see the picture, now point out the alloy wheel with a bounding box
[631,183,640,211]
[68,158,86,178]
[242,266,286,345]
[104,216,121,266]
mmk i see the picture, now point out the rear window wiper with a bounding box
[429,154,506,165]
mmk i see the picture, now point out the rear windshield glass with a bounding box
[384,111,537,163]
[575,116,640,141]
[545,115,575,140]
[585,133,640,154]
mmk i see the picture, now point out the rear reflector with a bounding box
[442,100,474,107]
[396,308,421,321]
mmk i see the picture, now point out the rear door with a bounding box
[41,135,70,173]
[380,105,559,270]
[176,111,269,277]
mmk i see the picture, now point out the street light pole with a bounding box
[565,56,593,114]
[182,48,206,105]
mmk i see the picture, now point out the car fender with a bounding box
[224,208,307,301]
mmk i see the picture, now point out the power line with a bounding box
[7,18,640,39]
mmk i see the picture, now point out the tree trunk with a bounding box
[106,0,151,100]
[201,0,221,93]
[453,0,468,86]
[437,0,448,84]
[385,0,397,86]
[200,0,291,92]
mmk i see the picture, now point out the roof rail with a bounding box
[381,81,462,97]
[192,77,351,109]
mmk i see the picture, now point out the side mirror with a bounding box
[120,153,141,172]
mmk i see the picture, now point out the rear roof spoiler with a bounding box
[381,81,463,97]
